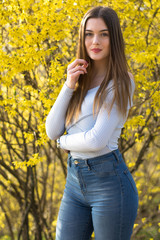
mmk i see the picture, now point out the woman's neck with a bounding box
[92,60,108,77]
[89,60,108,88]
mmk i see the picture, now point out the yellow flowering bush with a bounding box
[0,0,159,239]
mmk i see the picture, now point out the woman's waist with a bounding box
[67,148,123,169]
[69,146,118,160]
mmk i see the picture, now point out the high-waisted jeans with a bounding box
[56,149,139,240]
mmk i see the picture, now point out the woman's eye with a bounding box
[85,32,109,37]
[101,33,109,37]
[85,33,93,37]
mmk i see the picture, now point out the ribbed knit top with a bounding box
[45,79,135,159]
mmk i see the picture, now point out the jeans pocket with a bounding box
[90,161,116,177]
[124,169,138,195]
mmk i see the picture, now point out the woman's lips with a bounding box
[91,48,102,53]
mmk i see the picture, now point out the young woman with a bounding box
[46,6,139,240]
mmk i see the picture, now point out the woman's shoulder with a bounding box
[106,72,135,95]
[128,72,134,81]
[105,73,135,102]
[108,72,135,87]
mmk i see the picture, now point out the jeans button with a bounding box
[74,160,79,165]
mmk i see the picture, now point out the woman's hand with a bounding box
[66,59,88,89]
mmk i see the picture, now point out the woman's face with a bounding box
[84,18,110,62]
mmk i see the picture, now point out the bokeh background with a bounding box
[0,0,160,239]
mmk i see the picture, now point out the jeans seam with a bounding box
[77,168,87,195]
[81,211,92,240]
[124,169,138,195]
[72,165,90,205]
[114,168,123,240]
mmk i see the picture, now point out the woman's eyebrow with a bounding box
[85,29,109,32]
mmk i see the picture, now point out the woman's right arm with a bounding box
[45,83,74,140]
[45,59,88,140]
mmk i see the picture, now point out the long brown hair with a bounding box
[66,6,132,126]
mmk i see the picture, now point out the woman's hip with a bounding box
[66,149,138,200]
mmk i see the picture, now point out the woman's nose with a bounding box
[92,35,100,44]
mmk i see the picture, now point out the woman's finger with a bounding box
[68,65,87,74]
[68,59,88,70]
[73,70,85,76]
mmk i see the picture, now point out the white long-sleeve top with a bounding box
[45,79,135,159]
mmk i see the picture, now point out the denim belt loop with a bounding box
[68,154,72,167]
[112,150,120,163]
[69,158,72,167]
[85,159,91,171]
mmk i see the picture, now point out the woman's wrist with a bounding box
[65,80,75,89]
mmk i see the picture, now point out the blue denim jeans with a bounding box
[56,149,139,240]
